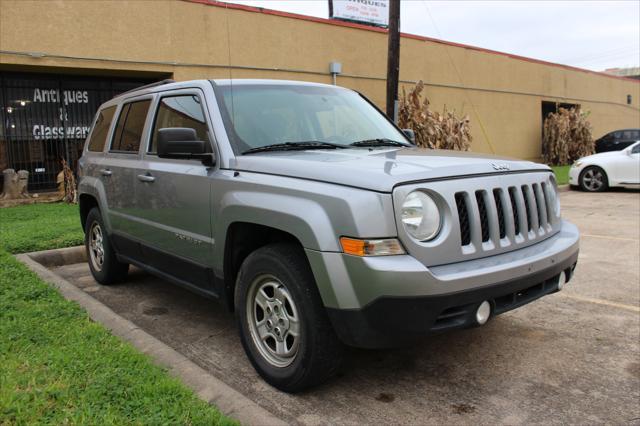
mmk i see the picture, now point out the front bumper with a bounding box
[569,166,580,185]
[305,220,580,348]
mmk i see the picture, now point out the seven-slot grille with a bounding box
[455,182,554,248]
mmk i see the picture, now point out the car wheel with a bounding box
[235,243,344,392]
[85,207,129,285]
[579,166,609,192]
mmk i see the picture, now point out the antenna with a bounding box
[225,2,235,123]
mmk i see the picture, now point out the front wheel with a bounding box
[579,166,609,192]
[235,243,343,392]
[85,208,129,285]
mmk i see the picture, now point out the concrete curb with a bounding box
[17,247,286,426]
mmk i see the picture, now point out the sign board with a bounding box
[329,0,389,28]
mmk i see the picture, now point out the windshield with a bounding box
[214,84,409,154]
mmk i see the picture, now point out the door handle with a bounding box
[137,173,155,183]
[99,169,112,177]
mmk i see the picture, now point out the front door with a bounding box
[618,143,640,184]
[133,90,217,293]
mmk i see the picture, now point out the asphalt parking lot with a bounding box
[53,189,640,425]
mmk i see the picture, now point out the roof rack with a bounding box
[116,79,176,97]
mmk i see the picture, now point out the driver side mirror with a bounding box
[402,128,416,144]
[157,128,215,166]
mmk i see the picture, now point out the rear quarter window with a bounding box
[87,106,116,152]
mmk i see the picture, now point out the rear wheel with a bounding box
[235,243,343,392]
[579,166,608,192]
[85,208,128,285]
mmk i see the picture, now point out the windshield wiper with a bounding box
[242,141,347,155]
[349,138,410,147]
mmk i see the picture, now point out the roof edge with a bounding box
[183,0,639,84]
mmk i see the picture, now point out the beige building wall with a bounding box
[1,0,639,160]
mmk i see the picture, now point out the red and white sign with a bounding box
[330,0,389,27]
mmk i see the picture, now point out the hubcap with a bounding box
[89,222,105,271]
[246,275,300,368]
[583,169,603,191]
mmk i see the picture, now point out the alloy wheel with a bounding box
[582,168,604,191]
[246,274,301,368]
[89,222,105,271]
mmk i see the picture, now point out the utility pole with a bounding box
[386,0,400,122]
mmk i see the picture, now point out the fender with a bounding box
[78,175,111,233]
[215,190,339,259]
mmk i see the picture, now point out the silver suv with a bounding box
[78,79,580,392]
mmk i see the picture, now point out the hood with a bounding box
[233,147,549,192]
[579,150,625,162]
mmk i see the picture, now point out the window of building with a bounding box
[149,95,210,153]
[111,100,151,152]
[87,106,116,152]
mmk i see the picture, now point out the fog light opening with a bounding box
[476,301,491,325]
[558,271,568,290]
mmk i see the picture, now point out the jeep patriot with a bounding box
[78,79,580,392]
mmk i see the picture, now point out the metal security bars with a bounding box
[0,72,153,191]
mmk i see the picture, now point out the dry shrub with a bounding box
[542,107,594,165]
[61,159,77,203]
[398,80,472,151]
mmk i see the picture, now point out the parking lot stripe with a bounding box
[560,293,640,313]
[581,234,639,242]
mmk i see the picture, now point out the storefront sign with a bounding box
[329,0,389,27]
[1,72,148,190]
[28,88,92,140]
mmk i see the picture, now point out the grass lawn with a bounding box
[0,203,235,425]
[551,165,571,185]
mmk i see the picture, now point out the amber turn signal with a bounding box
[340,237,405,256]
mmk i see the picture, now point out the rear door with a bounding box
[133,89,217,292]
[101,97,152,258]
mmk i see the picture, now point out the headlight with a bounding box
[401,191,441,241]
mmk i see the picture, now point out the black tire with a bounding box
[579,166,609,192]
[84,207,129,285]
[235,243,344,392]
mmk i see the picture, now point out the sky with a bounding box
[219,0,640,72]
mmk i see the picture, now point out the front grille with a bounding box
[475,191,490,242]
[522,185,533,232]
[455,193,471,246]
[455,180,552,248]
[508,187,520,235]
[493,189,506,239]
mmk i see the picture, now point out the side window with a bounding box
[632,130,640,139]
[110,100,151,153]
[149,95,210,153]
[622,130,633,139]
[613,131,622,139]
[87,106,116,152]
[632,144,640,154]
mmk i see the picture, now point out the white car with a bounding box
[569,141,640,191]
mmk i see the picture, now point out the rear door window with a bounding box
[87,106,116,152]
[149,95,210,153]
[110,100,151,153]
